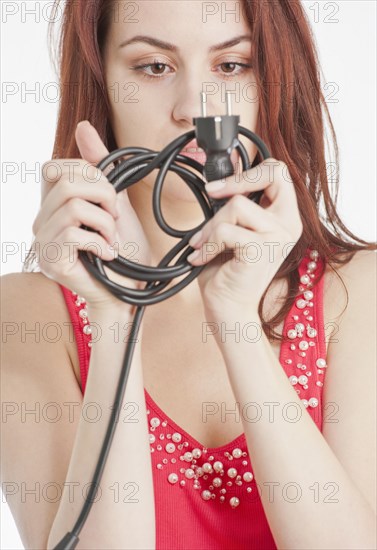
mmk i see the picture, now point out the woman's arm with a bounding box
[216,251,376,550]
[47,306,155,550]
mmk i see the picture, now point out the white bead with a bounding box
[303,290,314,300]
[165,443,176,454]
[301,399,309,408]
[287,329,297,339]
[299,340,309,350]
[185,468,195,479]
[316,358,327,368]
[232,448,242,459]
[295,323,305,333]
[202,462,213,473]
[230,496,240,508]
[296,299,307,309]
[79,308,88,319]
[289,375,298,385]
[183,452,193,462]
[168,473,178,484]
[213,461,223,472]
[309,250,319,260]
[300,274,311,285]
[192,448,202,459]
[307,327,317,338]
[243,472,253,482]
[212,477,222,487]
[307,261,317,271]
[172,432,182,442]
[201,490,212,500]
[149,434,155,444]
[150,417,160,428]
[227,468,237,478]
[309,397,319,408]
[298,375,308,385]
[83,324,92,335]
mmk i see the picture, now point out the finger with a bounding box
[188,195,278,249]
[204,158,294,210]
[75,120,110,166]
[32,177,118,236]
[187,222,261,265]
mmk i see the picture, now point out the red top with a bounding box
[59,247,327,549]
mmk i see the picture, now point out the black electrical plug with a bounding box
[193,91,240,213]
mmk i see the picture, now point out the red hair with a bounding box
[24,0,377,342]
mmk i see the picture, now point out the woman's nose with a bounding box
[172,77,215,125]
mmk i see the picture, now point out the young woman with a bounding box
[2,1,376,549]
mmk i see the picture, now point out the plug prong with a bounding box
[226,91,232,116]
[201,92,207,117]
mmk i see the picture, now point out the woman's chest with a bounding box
[141,309,285,449]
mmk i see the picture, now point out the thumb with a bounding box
[75,120,110,166]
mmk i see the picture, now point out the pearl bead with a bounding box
[289,375,298,385]
[213,461,223,472]
[243,472,253,482]
[232,448,243,459]
[316,358,327,368]
[150,417,160,428]
[307,327,317,338]
[299,340,309,350]
[172,432,182,442]
[202,463,213,473]
[168,473,178,484]
[300,274,311,285]
[183,452,193,462]
[83,324,92,335]
[79,308,88,319]
[230,496,240,508]
[307,261,317,271]
[296,299,307,309]
[301,399,309,408]
[309,250,319,260]
[201,490,212,500]
[165,443,176,454]
[212,477,222,487]
[185,468,195,479]
[298,375,308,385]
[149,434,155,444]
[227,468,237,478]
[192,448,202,459]
[288,329,297,339]
[303,290,314,300]
[309,397,319,408]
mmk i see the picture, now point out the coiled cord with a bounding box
[53,126,271,549]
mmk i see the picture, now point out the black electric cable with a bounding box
[52,93,271,549]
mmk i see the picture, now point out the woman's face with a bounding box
[103,0,259,204]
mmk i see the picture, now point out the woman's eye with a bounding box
[130,60,252,80]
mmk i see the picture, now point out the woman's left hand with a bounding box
[187,158,303,320]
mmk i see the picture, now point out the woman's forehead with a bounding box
[108,0,251,45]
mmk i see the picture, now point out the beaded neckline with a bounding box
[60,247,328,510]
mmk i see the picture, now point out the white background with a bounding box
[1,1,376,548]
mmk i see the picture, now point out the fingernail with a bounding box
[189,230,202,247]
[205,180,226,192]
[187,250,200,262]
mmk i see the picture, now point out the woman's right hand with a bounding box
[32,121,152,315]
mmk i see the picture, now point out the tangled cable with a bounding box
[53,125,270,549]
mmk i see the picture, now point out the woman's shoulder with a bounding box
[322,248,376,325]
[1,272,78,377]
[1,271,67,317]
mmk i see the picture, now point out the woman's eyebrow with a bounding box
[118,34,252,52]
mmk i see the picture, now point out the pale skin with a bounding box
[2,0,376,548]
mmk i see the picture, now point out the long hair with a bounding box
[23,0,376,343]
